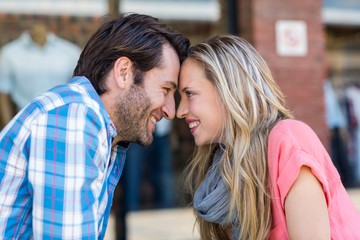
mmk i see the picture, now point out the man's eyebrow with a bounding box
[180,87,188,93]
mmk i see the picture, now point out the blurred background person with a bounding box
[124,118,175,211]
[345,82,360,185]
[117,118,176,240]
[324,79,354,187]
[0,22,81,129]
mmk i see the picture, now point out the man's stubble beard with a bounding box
[113,82,153,146]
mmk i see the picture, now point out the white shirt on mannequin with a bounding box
[0,32,80,110]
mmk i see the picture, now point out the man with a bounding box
[0,22,80,129]
[0,13,189,239]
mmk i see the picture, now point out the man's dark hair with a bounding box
[73,13,190,95]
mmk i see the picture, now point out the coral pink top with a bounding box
[267,119,360,239]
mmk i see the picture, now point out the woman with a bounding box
[176,35,360,240]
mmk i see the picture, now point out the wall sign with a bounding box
[275,20,308,57]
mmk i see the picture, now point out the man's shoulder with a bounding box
[34,78,102,116]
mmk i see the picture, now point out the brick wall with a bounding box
[238,0,328,147]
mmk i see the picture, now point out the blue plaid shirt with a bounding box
[0,76,127,239]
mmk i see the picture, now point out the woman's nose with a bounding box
[176,99,187,119]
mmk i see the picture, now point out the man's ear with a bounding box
[113,56,133,89]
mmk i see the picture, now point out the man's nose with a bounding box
[162,95,176,119]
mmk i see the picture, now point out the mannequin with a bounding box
[0,22,81,130]
[0,24,48,128]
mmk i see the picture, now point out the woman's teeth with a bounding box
[189,121,199,129]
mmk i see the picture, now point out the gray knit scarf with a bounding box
[193,146,240,239]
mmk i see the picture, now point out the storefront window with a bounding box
[119,0,220,22]
[0,0,108,16]
[323,0,360,26]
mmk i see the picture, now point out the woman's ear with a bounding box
[113,56,133,89]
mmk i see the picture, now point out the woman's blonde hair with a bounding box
[184,35,293,239]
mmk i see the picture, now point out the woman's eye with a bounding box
[186,91,193,97]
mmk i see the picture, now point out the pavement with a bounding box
[105,188,360,240]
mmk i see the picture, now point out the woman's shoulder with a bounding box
[272,119,313,132]
[268,119,325,156]
[270,119,317,142]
